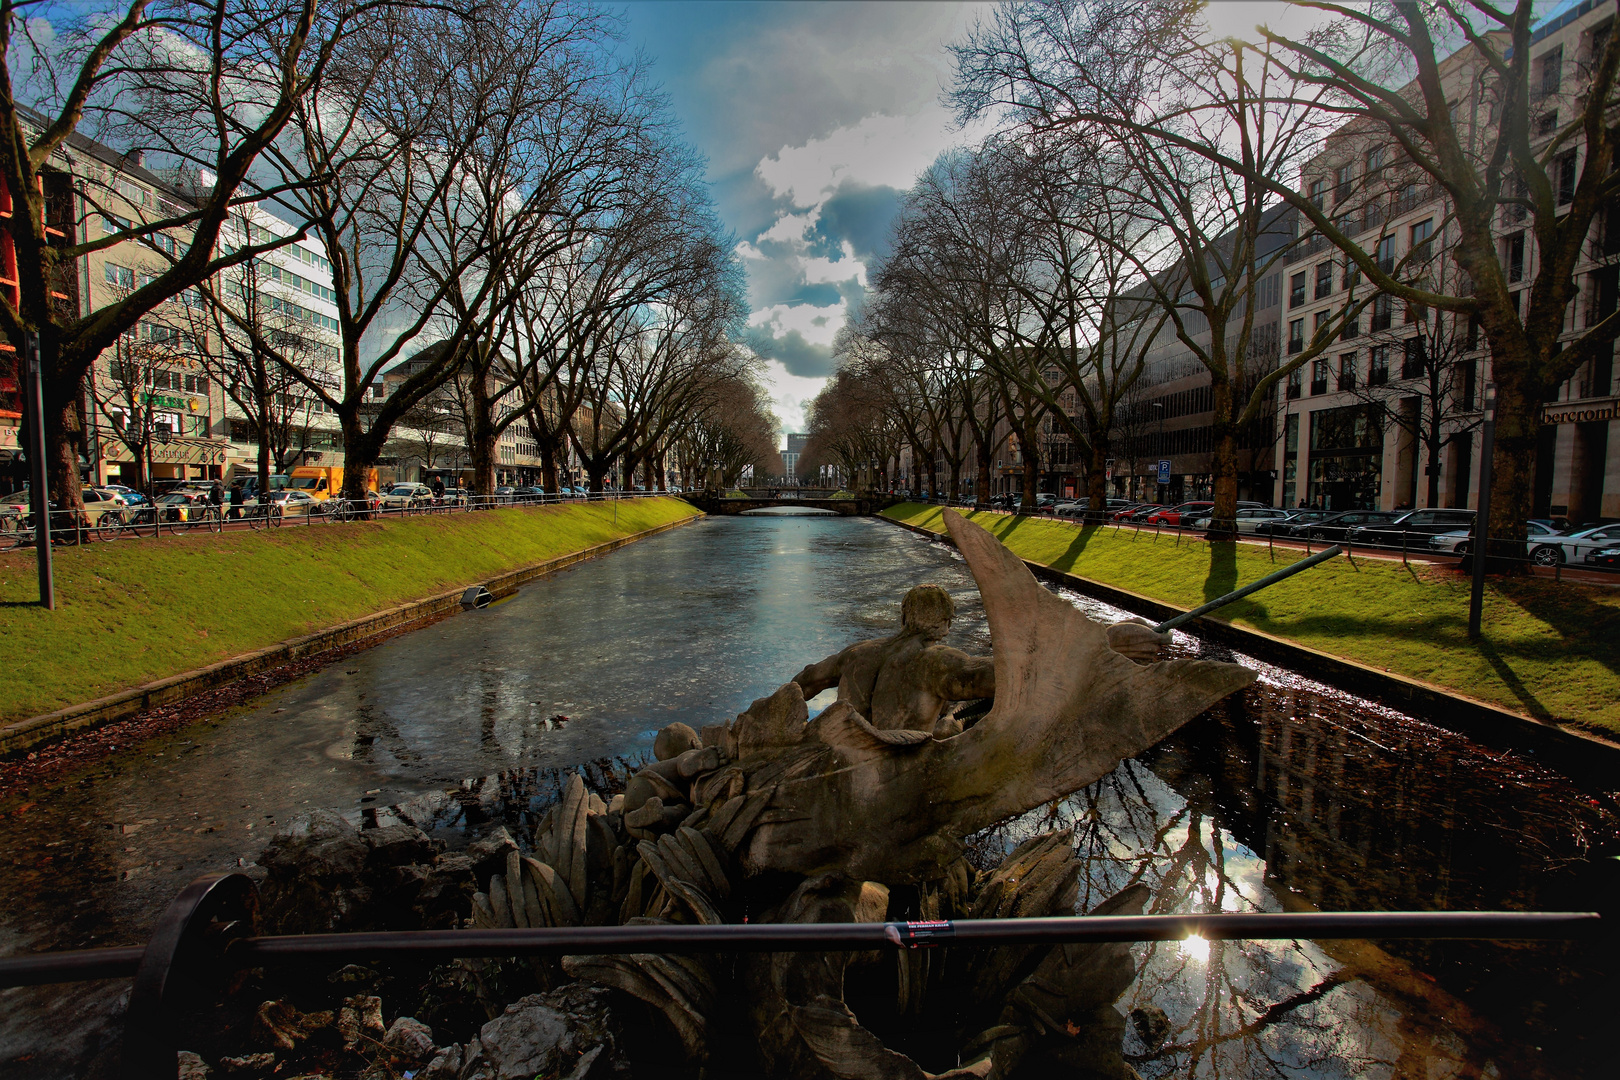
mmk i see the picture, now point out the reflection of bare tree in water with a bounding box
[966,757,1569,1079]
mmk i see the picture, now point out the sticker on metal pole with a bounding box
[884,920,954,948]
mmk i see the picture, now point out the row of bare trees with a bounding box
[808,0,1618,541]
[2,0,765,508]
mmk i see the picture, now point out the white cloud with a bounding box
[756,107,963,210]
[757,359,829,437]
[749,300,845,347]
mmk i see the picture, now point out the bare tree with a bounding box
[955,0,1620,546]
[952,1,1369,532]
[0,0,375,512]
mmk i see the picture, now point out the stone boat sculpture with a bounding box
[470,509,1256,1077]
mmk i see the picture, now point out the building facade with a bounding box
[1277,1,1619,522]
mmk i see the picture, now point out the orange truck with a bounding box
[286,465,378,503]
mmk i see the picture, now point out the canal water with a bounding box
[1,513,1615,1078]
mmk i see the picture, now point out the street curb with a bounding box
[880,513,1620,782]
[0,512,698,757]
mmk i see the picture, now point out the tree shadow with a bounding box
[1205,541,1239,605]
[1053,525,1103,572]
[1473,638,1557,722]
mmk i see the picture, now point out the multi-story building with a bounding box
[1278,1,1618,521]
[210,206,347,482]
[782,432,809,484]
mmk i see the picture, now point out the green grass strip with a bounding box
[0,498,700,724]
[882,503,1620,736]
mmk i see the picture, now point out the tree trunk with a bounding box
[1488,370,1540,542]
[975,433,993,504]
[42,371,84,515]
[1205,369,1239,534]
[925,443,939,500]
[340,416,381,502]
[469,374,497,496]
[1425,438,1442,508]
[1086,437,1110,524]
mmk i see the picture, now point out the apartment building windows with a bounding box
[1312,358,1331,395]
[1288,318,1304,353]
[1369,344,1391,385]
[1505,231,1526,282]
[1364,145,1386,177]
[1342,308,1360,340]
[1289,272,1306,308]
[104,263,135,290]
[1402,336,1427,379]
[1314,310,1330,346]
[1376,235,1396,273]
[1315,262,1333,299]
[1540,45,1562,96]
[1335,162,1354,205]
[1342,257,1361,291]
[1536,110,1558,136]
[1371,293,1393,331]
[1309,178,1329,209]
[1338,353,1358,391]
[1410,218,1434,262]
[1556,150,1577,205]
[1287,366,1303,399]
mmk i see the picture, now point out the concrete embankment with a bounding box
[0,498,700,753]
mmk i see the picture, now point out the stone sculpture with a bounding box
[469,509,1256,1077]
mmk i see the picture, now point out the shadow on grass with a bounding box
[1494,580,1620,680]
[1051,525,1103,572]
[1474,637,1557,721]
[1205,542,1239,605]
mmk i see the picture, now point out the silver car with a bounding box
[1184,507,1294,533]
[1429,519,1560,556]
[1528,522,1620,566]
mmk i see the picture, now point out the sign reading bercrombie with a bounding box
[1542,396,1619,425]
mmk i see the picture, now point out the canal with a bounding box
[1,512,1615,1078]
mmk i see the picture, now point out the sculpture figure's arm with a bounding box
[938,651,996,701]
[792,652,845,698]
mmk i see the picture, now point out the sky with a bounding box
[615,2,1338,443]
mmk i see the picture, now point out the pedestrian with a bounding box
[431,476,445,502]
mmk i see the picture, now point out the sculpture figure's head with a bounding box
[899,584,954,642]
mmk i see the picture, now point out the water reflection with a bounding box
[0,516,1614,1079]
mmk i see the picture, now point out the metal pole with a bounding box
[1154,544,1343,634]
[23,332,55,610]
[0,910,1601,988]
[1468,385,1496,640]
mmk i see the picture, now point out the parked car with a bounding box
[1144,501,1212,526]
[1585,545,1620,569]
[1294,510,1400,543]
[380,483,433,511]
[1119,503,1166,522]
[1345,508,1475,548]
[155,490,211,524]
[1429,519,1562,557]
[1527,521,1620,566]
[101,484,150,508]
[80,487,127,526]
[1185,507,1295,533]
[266,489,318,516]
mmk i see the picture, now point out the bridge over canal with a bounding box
[681,493,902,516]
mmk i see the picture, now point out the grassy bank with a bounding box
[883,503,1620,736]
[0,498,699,724]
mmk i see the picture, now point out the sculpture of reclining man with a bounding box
[791,583,1170,736]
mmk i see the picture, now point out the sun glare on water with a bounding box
[1181,933,1210,962]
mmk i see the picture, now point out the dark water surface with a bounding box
[1,513,1614,1078]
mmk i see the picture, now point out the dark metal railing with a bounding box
[0,869,1606,1077]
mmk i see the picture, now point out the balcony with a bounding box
[1286,381,1302,400]
[1285,232,1332,265]
[1337,374,1356,391]
[1369,368,1389,386]
[1311,379,1328,396]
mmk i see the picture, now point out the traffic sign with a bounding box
[1157,459,1171,484]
